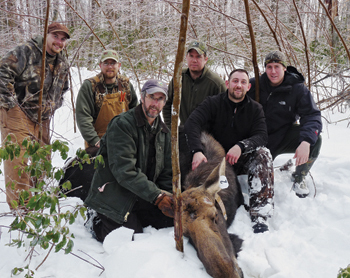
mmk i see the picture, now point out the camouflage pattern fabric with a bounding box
[0,35,69,122]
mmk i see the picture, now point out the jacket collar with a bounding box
[134,104,169,133]
[184,65,208,80]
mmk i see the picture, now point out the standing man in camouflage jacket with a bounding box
[76,49,138,155]
[0,22,71,210]
[163,40,226,128]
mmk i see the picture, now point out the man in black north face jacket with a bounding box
[248,50,322,198]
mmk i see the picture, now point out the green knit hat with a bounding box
[264,50,287,68]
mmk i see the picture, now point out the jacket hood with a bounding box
[31,35,44,51]
[283,66,305,85]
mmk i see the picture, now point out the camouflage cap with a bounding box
[264,50,287,68]
[48,22,70,39]
[187,40,207,55]
[100,49,119,63]
[141,79,168,100]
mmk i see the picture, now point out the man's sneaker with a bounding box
[252,222,269,233]
[292,180,309,198]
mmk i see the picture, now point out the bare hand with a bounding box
[192,152,207,171]
[226,145,242,165]
[294,141,310,166]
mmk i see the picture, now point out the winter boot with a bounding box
[251,215,269,233]
[292,180,309,198]
[84,207,102,240]
[252,222,269,233]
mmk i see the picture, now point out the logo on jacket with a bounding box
[279,101,286,105]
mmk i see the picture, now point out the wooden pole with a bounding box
[38,0,50,141]
[243,0,260,102]
[172,0,190,253]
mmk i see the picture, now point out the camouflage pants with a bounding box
[234,147,274,223]
[0,106,50,209]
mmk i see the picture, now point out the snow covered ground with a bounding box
[0,68,350,278]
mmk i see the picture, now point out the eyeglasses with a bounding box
[145,94,166,103]
[102,61,117,67]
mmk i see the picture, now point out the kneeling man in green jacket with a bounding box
[85,79,174,242]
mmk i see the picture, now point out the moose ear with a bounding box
[202,157,226,196]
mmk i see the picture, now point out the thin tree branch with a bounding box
[38,0,50,141]
[292,0,311,91]
[172,0,191,253]
[243,0,260,102]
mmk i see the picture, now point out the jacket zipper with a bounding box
[231,107,237,127]
[124,212,130,222]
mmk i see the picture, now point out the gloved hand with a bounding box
[154,191,174,218]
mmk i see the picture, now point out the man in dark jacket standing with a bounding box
[163,40,226,128]
[0,22,70,210]
[85,79,174,242]
[184,69,274,233]
[248,51,322,198]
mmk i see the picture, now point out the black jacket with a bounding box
[184,91,268,154]
[247,66,322,155]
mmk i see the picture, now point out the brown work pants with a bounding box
[0,106,50,209]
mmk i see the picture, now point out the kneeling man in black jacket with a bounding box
[185,69,274,233]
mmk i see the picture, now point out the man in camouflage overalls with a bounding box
[0,22,71,210]
[76,49,138,155]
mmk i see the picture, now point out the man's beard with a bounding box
[229,90,245,102]
[143,103,160,118]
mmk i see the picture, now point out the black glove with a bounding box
[154,192,174,218]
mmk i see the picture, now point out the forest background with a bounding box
[0,1,350,277]
[1,0,349,122]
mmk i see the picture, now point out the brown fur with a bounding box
[180,132,244,278]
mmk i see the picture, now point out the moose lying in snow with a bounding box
[179,131,244,278]
[59,131,244,278]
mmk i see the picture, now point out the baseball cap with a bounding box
[264,50,287,68]
[48,22,70,39]
[141,79,168,100]
[187,40,207,55]
[100,49,119,63]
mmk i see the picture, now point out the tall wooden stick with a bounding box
[293,0,311,91]
[38,0,50,141]
[243,0,260,102]
[172,0,190,253]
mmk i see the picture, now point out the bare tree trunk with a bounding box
[172,0,191,253]
[243,0,260,102]
[319,0,350,66]
[293,0,311,90]
[251,0,281,51]
[38,0,50,141]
